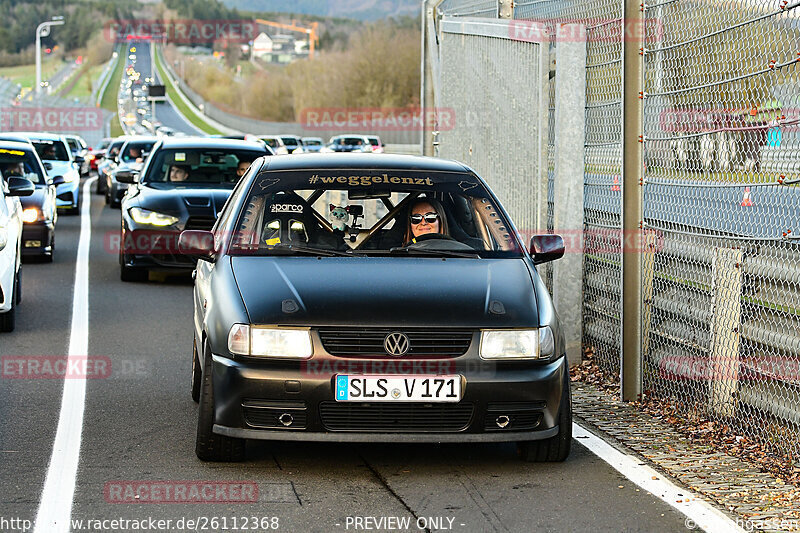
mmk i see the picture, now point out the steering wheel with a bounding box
[406,233,476,251]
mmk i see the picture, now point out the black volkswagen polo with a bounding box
[118,137,271,281]
[180,153,570,462]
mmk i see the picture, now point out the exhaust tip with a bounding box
[278,413,294,427]
[495,415,511,429]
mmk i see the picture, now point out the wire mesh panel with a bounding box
[437,18,546,242]
[642,0,800,459]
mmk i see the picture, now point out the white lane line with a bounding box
[573,422,745,533]
[34,177,96,533]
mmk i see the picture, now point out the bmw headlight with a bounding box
[129,207,179,227]
[228,324,313,359]
[62,171,77,183]
[479,327,555,360]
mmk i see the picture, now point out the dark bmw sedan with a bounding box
[178,153,570,463]
[118,137,271,281]
[0,141,58,260]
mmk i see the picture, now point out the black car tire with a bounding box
[517,367,572,462]
[191,337,201,403]
[0,272,17,332]
[105,186,111,205]
[15,266,21,304]
[120,263,148,282]
[195,340,245,462]
[43,235,55,263]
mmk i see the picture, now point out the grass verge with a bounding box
[152,46,222,135]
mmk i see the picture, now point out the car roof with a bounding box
[13,132,67,142]
[258,153,469,173]
[157,137,269,150]
[0,140,36,152]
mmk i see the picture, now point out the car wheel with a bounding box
[105,187,111,205]
[44,235,55,263]
[120,263,148,282]
[517,366,572,462]
[15,267,21,304]
[0,273,17,332]
[119,250,148,282]
[195,340,245,462]
[191,336,201,403]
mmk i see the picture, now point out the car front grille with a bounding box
[184,216,217,231]
[317,328,474,357]
[318,401,474,432]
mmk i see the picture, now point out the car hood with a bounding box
[19,185,48,209]
[45,161,77,178]
[129,183,235,218]
[230,256,538,327]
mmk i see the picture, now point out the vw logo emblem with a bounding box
[384,332,410,356]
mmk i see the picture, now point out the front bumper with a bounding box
[21,222,55,256]
[120,228,196,271]
[56,180,80,208]
[210,353,567,442]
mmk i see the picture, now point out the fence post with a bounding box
[552,25,586,365]
[621,0,644,401]
[709,247,743,416]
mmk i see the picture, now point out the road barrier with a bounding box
[427,0,800,460]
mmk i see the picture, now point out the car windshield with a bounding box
[31,140,70,161]
[121,141,155,162]
[144,148,266,185]
[304,139,322,146]
[281,137,299,147]
[368,138,380,146]
[227,170,524,258]
[261,138,280,148]
[0,147,46,185]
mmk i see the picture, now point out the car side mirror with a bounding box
[115,170,139,184]
[6,176,35,197]
[530,234,565,264]
[74,155,85,165]
[178,230,216,262]
[51,175,66,187]
[43,162,53,171]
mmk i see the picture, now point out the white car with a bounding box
[0,174,34,332]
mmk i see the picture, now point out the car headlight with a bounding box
[22,207,42,223]
[128,207,179,227]
[0,227,6,251]
[228,324,313,359]
[479,327,555,360]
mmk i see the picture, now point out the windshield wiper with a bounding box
[386,247,481,259]
[263,244,352,257]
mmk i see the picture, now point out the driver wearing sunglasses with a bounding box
[404,198,450,245]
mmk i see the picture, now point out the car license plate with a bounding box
[335,375,461,402]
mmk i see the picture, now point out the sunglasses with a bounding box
[410,212,440,224]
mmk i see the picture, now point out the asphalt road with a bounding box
[136,41,204,136]
[0,182,697,533]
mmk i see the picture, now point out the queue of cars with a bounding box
[1,126,571,467]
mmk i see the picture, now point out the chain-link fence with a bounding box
[427,0,800,461]
[641,1,800,459]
